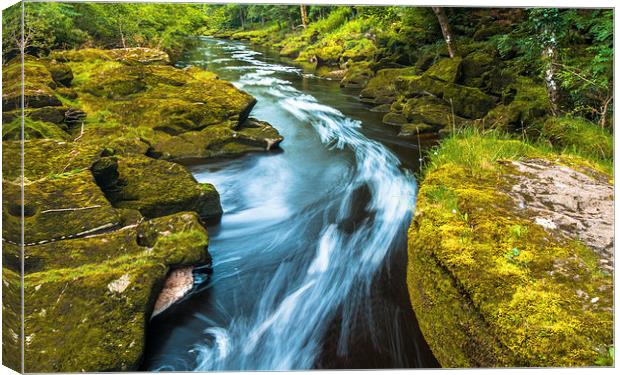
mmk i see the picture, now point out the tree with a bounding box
[300,5,309,28]
[432,7,456,58]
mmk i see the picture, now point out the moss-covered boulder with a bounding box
[360,67,417,104]
[461,51,496,87]
[110,155,222,222]
[2,55,62,110]
[481,77,550,131]
[48,62,74,87]
[340,61,374,88]
[408,135,613,367]
[21,211,209,372]
[2,117,70,141]
[425,57,462,83]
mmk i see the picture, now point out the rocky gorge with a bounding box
[1,4,614,371]
[2,47,283,371]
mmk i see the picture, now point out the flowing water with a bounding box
[142,37,438,371]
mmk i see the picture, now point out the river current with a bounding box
[142,37,438,371]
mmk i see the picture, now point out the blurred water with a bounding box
[142,37,437,371]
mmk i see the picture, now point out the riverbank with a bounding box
[2,47,282,372]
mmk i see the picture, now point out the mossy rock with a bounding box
[340,62,374,88]
[2,117,70,141]
[401,96,452,126]
[22,211,208,372]
[542,117,613,160]
[408,146,613,367]
[2,169,121,245]
[150,118,282,162]
[2,55,62,110]
[48,62,74,87]
[425,57,462,83]
[398,123,439,137]
[1,266,22,372]
[441,83,496,119]
[110,155,222,222]
[51,47,170,66]
[382,111,408,126]
[360,67,417,103]
[461,51,496,86]
[481,77,550,131]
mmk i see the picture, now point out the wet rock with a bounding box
[150,118,283,162]
[481,77,549,131]
[21,211,208,372]
[111,155,223,222]
[382,112,408,126]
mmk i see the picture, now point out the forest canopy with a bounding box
[2,3,613,126]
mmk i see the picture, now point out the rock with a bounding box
[2,169,121,245]
[481,77,550,131]
[2,117,70,141]
[398,123,438,137]
[151,266,194,317]
[441,83,496,119]
[359,67,417,104]
[382,112,408,126]
[150,118,283,162]
[2,55,62,110]
[425,57,462,83]
[21,211,208,372]
[461,51,496,86]
[110,155,223,222]
[408,140,613,367]
[28,106,68,125]
[48,63,73,86]
[340,62,374,88]
[370,103,392,113]
[414,53,436,73]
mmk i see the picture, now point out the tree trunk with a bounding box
[300,5,309,28]
[542,42,561,116]
[432,7,456,58]
[239,8,245,30]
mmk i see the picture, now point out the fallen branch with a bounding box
[40,205,101,214]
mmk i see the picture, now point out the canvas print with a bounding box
[1,1,614,372]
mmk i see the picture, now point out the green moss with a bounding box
[22,211,208,372]
[409,131,613,367]
[111,155,222,222]
[359,67,417,103]
[425,57,462,83]
[481,77,550,131]
[2,117,70,141]
[542,116,613,160]
[2,55,62,110]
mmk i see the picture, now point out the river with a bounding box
[141,37,438,371]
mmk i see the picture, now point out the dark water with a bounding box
[141,37,438,371]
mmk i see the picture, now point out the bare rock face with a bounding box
[506,159,614,272]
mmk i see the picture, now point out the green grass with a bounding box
[422,124,613,180]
